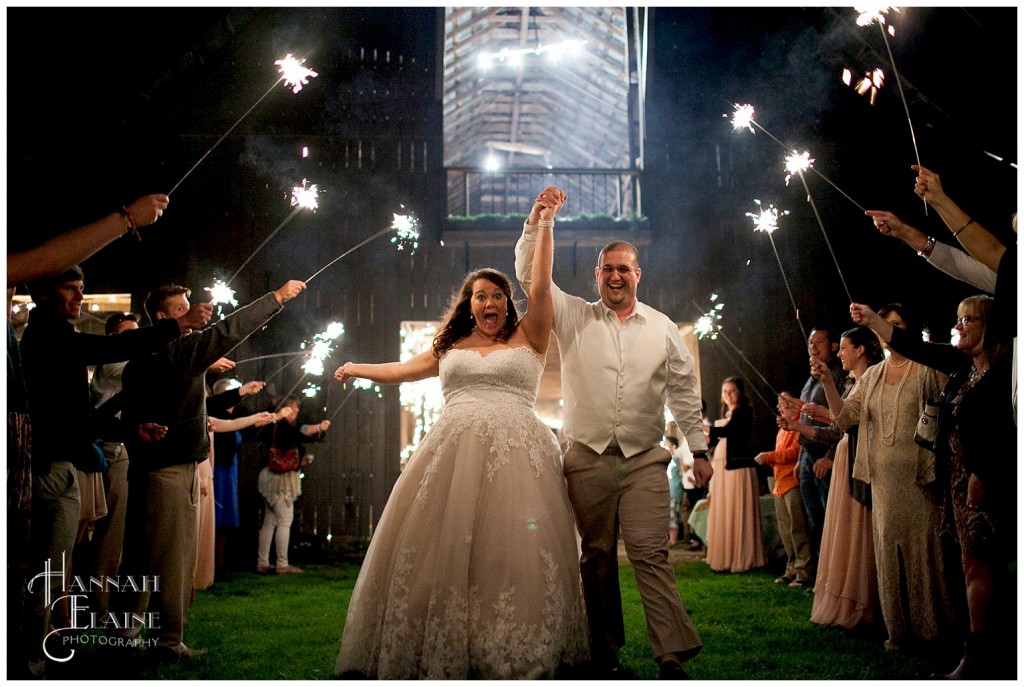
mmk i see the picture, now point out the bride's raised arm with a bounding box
[519,186,565,356]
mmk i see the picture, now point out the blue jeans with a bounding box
[798,449,830,557]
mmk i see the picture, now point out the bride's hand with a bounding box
[531,186,567,223]
[334,362,355,384]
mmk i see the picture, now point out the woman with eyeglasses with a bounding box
[851,296,1015,679]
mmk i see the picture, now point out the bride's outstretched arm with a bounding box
[333,349,439,385]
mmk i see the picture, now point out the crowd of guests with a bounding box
[687,165,1015,679]
[6,196,333,677]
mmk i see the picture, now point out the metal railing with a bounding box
[446,168,642,219]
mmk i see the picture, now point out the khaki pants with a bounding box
[563,442,702,665]
[90,442,130,613]
[120,462,199,648]
[25,461,80,675]
[775,487,813,581]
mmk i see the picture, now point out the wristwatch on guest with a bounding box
[692,450,709,460]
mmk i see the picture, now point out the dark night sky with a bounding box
[5,6,1018,362]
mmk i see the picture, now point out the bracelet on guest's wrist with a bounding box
[917,235,936,259]
[119,206,141,241]
[537,219,554,228]
[953,218,975,237]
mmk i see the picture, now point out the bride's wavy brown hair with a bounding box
[432,268,520,357]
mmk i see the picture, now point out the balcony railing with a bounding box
[446,168,642,219]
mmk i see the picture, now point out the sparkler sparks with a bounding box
[205,279,238,307]
[291,179,319,211]
[227,177,321,286]
[389,212,420,252]
[726,103,756,133]
[747,200,807,342]
[745,199,789,234]
[784,151,814,186]
[302,382,322,398]
[300,322,345,376]
[168,54,319,196]
[275,54,319,94]
[855,5,898,35]
[693,297,725,341]
[305,207,422,283]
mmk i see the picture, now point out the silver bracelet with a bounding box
[537,219,554,228]
[917,235,936,259]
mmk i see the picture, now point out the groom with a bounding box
[515,231,712,679]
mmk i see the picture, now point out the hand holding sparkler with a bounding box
[274,280,307,304]
[239,380,267,397]
[849,302,892,342]
[911,164,947,206]
[864,209,925,245]
[137,422,169,443]
[208,358,236,374]
[122,194,169,230]
[175,302,214,333]
[334,362,356,385]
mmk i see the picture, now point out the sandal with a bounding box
[275,565,304,574]
[788,578,809,589]
[774,575,793,585]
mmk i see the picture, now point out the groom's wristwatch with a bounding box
[692,450,709,460]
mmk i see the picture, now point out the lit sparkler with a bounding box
[227,178,321,287]
[843,67,885,105]
[168,54,319,196]
[855,5,898,34]
[204,277,239,320]
[854,6,926,213]
[291,178,319,210]
[728,103,865,212]
[693,295,725,341]
[300,322,345,376]
[690,298,780,405]
[747,200,807,342]
[727,103,756,134]
[275,54,319,94]
[389,211,420,251]
[784,151,814,186]
[305,208,422,284]
[302,382,322,398]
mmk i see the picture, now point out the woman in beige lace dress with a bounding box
[333,187,587,679]
[827,305,959,649]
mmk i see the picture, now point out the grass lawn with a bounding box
[48,559,947,680]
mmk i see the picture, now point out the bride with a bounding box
[333,186,588,679]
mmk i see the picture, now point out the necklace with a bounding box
[879,358,913,446]
[887,355,911,368]
[966,364,989,386]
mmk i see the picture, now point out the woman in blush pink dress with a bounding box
[705,377,764,573]
[799,326,883,629]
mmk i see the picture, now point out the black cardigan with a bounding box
[709,404,755,470]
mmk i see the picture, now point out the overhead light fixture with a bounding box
[477,38,587,70]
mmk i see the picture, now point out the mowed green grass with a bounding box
[48,560,943,680]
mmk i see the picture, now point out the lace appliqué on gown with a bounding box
[337,346,588,679]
